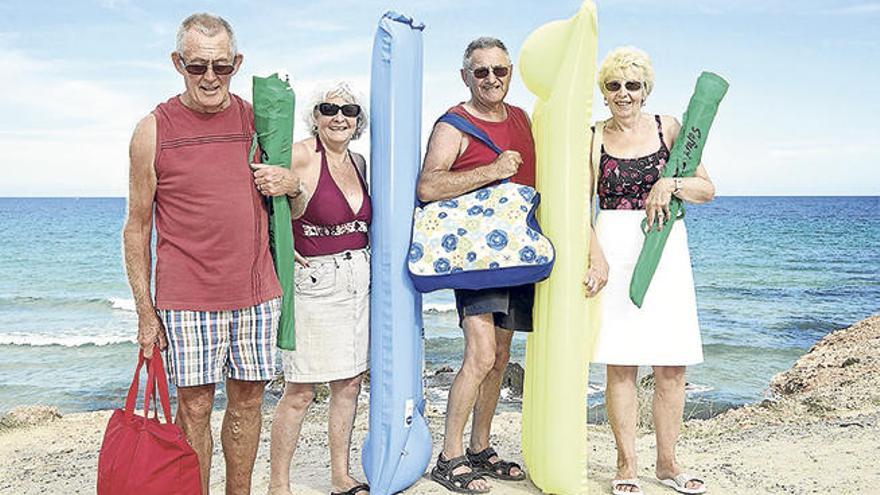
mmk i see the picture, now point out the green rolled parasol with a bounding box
[252,73,296,349]
[629,71,729,308]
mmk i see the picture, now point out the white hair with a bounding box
[462,36,510,69]
[302,81,368,141]
[598,46,655,99]
[176,13,237,56]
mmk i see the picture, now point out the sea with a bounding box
[0,197,877,419]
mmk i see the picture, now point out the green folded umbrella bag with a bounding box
[252,74,296,350]
[629,72,729,308]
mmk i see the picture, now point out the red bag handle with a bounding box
[124,346,173,424]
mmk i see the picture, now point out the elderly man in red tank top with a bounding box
[417,37,535,494]
[122,13,301,495]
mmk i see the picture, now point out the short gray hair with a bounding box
[303,81,368,141]
[176,13,237,56]
[462,37,510,69]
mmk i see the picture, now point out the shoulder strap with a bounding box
[437,112,502,155]
[590,121,604,197]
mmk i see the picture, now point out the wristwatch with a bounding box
[672,178,683,195]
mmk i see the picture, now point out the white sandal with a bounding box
[612,478,643,495]
[658,473,706,494]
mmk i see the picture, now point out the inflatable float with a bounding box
[361,11,433,495]
[519,2,600,493]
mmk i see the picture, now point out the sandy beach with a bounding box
[2,315,878,495]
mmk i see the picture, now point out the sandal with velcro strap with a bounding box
[466,446,526,481]
[430,453,491,494]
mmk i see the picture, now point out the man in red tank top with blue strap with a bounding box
[122,13,301,495]
[417,37,535,493]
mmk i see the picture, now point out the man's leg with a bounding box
[467,328,521,475]
[222,378,266,495]
[606,365,640,493]
[328,374,367,494]
[176,384,217,495]
[269,382,315,495]
[439,313,496,492]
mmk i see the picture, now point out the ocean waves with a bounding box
[0,295,135,313]
[0,334,136,347]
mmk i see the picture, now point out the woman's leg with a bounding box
[269,382,316,495]
[606,365,640,492]
[653,365,702,491]
[328,373,367,493]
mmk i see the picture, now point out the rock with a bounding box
[0,405,62,430]
[502,362,525,397]
[435,366,453,374]
[841,357,860,368]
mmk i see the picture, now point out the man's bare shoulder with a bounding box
[130,114,157,157]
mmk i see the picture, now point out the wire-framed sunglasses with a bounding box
[316,102,362,118]
[604,80,643,92]
[468,65,511,79]
[178,56,236,76]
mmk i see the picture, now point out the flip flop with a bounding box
[330,482,369,495]
[612,478,642,495]
[658,473,706,494]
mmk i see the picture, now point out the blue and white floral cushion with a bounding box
[408,182,555,292]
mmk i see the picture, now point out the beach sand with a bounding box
[2,316,878,494]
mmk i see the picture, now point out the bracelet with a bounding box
[672,178,683,195]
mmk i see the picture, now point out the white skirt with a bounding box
[280,249,370,382]
[591,210,703,366]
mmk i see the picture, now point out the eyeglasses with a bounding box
[316,102,361,118]
[178,56,236,76]
[469,65,510,79]
[604,80,643,92]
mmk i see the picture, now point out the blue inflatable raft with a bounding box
[362,11,433,495]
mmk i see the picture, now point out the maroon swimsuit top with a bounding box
[292,138,372,256]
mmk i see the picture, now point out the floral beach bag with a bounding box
[408,113,555,292]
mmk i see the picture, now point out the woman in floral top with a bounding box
[585,46,716,495]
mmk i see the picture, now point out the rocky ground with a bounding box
[1,316,878,494]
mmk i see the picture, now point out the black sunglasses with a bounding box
[469,65,510,79]
[604,80,643,92]
[316,102,361,118]
[178,56,236,76]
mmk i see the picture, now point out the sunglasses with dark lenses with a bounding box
[178,56,236,76]
[316,102,361,118]
[604,80,643,92]
[470,65,510,79]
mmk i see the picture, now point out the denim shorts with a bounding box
[453,284,534,332]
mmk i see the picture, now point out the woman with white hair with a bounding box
[268,82,371,495]
[585,47,715,495]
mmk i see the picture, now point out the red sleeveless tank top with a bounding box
[292,138,372,257]
[447,103,536,187]
[152,94,281,310]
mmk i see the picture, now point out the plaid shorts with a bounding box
[158,297,280,387]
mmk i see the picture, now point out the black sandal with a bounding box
[466,447,526,481]
[430,453,491,494]
[330,482,369,495]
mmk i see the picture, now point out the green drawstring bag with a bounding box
[629,72,729,308]
[252,74,296,350]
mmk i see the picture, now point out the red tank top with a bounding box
[293,138,372,256]
[448,103,536,187]
[152,94,281,310]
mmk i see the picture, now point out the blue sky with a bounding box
[2,0,878,196]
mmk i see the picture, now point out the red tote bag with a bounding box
[97,348,202,494]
